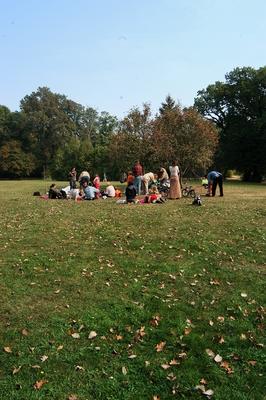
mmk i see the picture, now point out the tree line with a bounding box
[0,66,265,181]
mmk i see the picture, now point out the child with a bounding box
[202,175,208,189]
[126,181,137,204]
[93,174,101,198]
[144,185,165,204]
[115,188,122,197]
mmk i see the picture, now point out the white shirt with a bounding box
[169,166,179,177]
[106,185,115,197]
[143,172,155,182]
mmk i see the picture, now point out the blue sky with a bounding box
[0,0,265,117]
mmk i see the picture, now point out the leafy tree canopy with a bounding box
[195,66,266,181]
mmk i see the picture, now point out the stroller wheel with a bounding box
[182,189,188,197]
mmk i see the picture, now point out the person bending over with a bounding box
[207,170,223,197]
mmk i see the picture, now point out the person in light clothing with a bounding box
[169,161,181,199]
[142,172,157,195]
[105,183,116,198]
[83,181,100,200]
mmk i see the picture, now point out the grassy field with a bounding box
[0,180,265,400]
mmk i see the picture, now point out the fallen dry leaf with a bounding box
[241,292,248,298]
[88,331,97,340]
[206,349,215,358]
[122,366,127,375]
[218,336,225,344]
[195,385,206,392]
[203,389,214,396]
[200,378,207,384]
[214,354,223,363]
[3,346,12,353]
[75,365,85,371]
[40,355,48,362]
[34,380,48,390]
[161,363,170,370]
[220,360,234,374]
[57,345,64,351]
[210,279,220,285]
[169,359,178,365]
[12,366,22,375]
[128,354,137,359]
[71,333,80,339]
[247,360,257,366]
[167,372,176,381]
[21,329,29,336]
[184,327,192,335]
[68,395,78,400]
[156,341,166,352]
[150,315,161,327]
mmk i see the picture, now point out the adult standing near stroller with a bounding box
[132,160,143,195]
[207,171,224,197]
[169,161,181,199]
[69,167,77,189]
[158,167,169,183]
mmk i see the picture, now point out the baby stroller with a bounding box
[156,180,170,197]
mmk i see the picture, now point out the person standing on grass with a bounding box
[69,167,77,189]
[132,160,143,195]
[169,161,182,199]
[158,167,169,183]
[207,170,224,197]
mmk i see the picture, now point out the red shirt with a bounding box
[132,164,143,177]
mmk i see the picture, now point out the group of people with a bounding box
[48,168,122,201]
[125,160,182,201]
[47,163,223,203]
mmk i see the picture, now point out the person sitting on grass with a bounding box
[144,185,166,204]
[83,181,100,200]
[127,171,135,185]
[48,184,63,199]
[115,187,122,197]
[93,174,101,198]
[126,180,137,204]
[103,182,116,198]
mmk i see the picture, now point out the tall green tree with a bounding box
[0,140,36,178]
[195,66,266,181]
[20,87,90,174]
[153,99,218,175]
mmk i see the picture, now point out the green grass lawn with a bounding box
[0,180,265,400]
